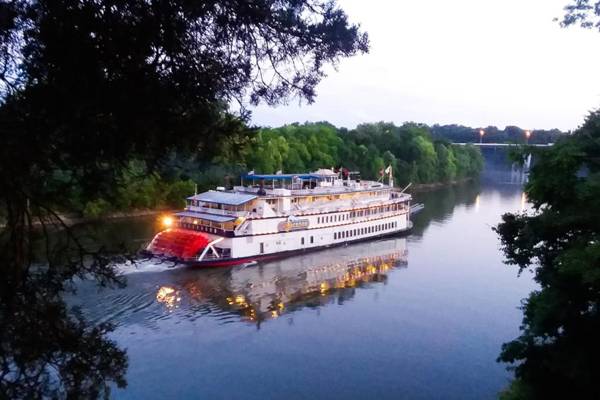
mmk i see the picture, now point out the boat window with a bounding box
[301,237,305,245]
[317,217,320,224]
[334,232,337,240]
[260,243,265,254]
[310,236,314,244]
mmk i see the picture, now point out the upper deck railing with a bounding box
[234,180,391,197]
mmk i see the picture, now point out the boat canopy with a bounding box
[175,211,237,223]
[187,191,257,206]
[242,171,336,181]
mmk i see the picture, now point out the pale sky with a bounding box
[250,0,600,131]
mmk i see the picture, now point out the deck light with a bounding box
[162,215,174,228]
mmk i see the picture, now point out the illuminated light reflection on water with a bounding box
[70,182,536,400]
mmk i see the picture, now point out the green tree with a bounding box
[411,135,438,183]
[0,1,368,397]
[494,110,600,399]
[435,143,457,182]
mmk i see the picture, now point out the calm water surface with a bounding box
[71,182,536,399]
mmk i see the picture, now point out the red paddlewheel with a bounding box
[147,228,211,260]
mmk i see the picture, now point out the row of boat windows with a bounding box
[180,222,222,234]
[316,204,404,224]
[300,221,398,245]
[334,222,397,240]
[187,200,246,212]
[291,191,384,203]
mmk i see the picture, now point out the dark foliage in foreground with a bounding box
[0,1,367,397]
[495,110,600,399]
[561,0,600,30]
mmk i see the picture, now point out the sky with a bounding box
[250,0,600,131]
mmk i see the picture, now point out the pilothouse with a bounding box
[147,167,414,267]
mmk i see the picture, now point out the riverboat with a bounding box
[146,168,414,267]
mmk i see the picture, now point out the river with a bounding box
[69,181,536,399]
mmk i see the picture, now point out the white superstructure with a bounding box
[147,168,413,266]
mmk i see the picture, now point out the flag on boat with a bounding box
[276,170,283,175]
[384,165,392,174]
[247,170,255,175]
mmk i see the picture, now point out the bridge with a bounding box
[453,143,554,147]
[452,143,554,184]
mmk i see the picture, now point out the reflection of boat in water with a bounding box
[155,238,408,324]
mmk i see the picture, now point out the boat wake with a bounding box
[115,257,186,275]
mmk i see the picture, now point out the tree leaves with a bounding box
[496,111,600,399]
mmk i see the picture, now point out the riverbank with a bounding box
[409,177,475,193]
[63,209,173,226]
[63,178,476,225]
[0,209,173,230]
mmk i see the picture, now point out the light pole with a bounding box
[479,129,485,144]
[525,130,531,145]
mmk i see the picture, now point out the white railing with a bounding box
[186,206,249,218]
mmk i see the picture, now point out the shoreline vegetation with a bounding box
[18,177,475,230]
[71,178,480,227]
[52,122,484,221]
[410,177,476,192]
